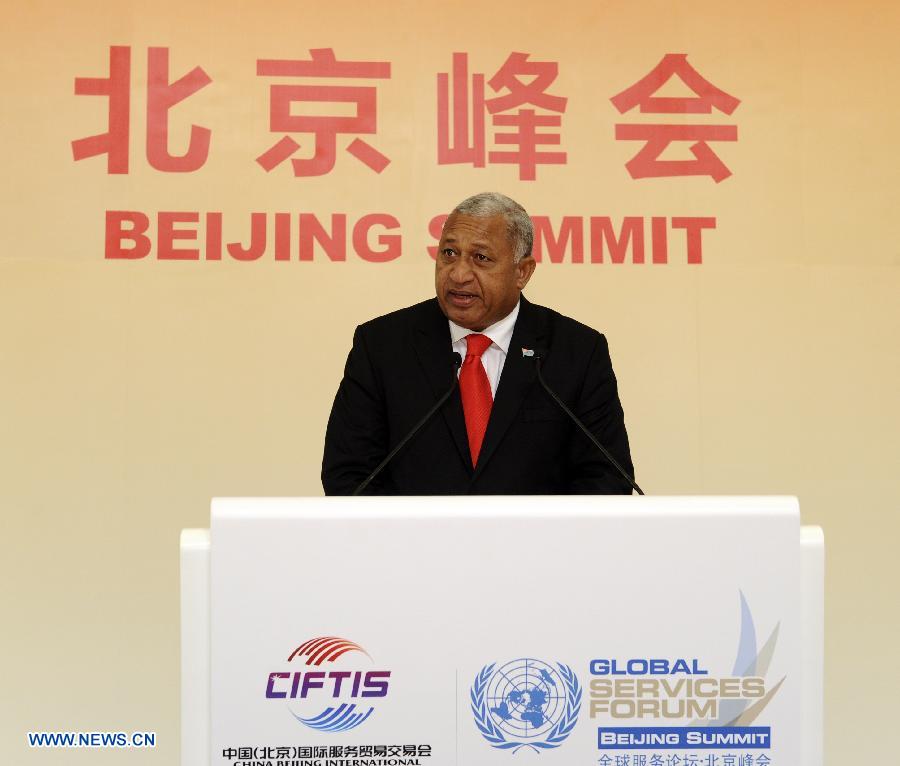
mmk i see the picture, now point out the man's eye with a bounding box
[442,248,457,258]
[475,253,490,262]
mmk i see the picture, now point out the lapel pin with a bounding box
[521,348,535,357]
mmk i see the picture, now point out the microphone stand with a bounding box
[353,353,462,496]
[534,354,644,495]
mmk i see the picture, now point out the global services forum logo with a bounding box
[590,593,785,753]
[471,658,582,753]
[265,636,390,732]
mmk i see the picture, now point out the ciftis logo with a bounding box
[265,637,390,732]
[471,658,582,753]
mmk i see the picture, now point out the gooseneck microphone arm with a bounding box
[533,354,644,496]
[353,352,463,496]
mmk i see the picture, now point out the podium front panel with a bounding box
[202,496,801,766]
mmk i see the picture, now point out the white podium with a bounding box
[181,496,824,766]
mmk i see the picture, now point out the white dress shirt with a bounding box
[448,300,520,398]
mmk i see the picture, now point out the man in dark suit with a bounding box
[322,192,634,495]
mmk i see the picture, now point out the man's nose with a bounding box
[449,254,475,283]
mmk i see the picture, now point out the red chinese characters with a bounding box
[256,48,392,177]
[437,52,567,181]
[611,54,740,182]
[72,46,212,174]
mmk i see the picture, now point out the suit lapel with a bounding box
[472,296,547,483]
[412,300,472,474]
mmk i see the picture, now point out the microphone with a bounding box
[353,352,463,495]
[528,350,644,495]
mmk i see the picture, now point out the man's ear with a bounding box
[516,256,537,289]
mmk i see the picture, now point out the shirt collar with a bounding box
[448,299,520,355]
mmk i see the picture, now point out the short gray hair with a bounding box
[450,192,534,262]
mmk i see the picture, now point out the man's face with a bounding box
[435,213,536,331]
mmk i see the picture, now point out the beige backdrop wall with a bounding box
[2,1,898,763]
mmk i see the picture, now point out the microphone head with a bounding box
[451,351,463,369]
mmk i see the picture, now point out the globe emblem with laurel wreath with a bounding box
[471,658,582,752]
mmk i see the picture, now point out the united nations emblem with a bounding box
[470,658,581,752]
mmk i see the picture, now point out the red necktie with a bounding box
[459,333,493,467]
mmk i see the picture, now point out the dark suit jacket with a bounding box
[322,296,634,495]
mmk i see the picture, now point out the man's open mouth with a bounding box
[447,290,478,307]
